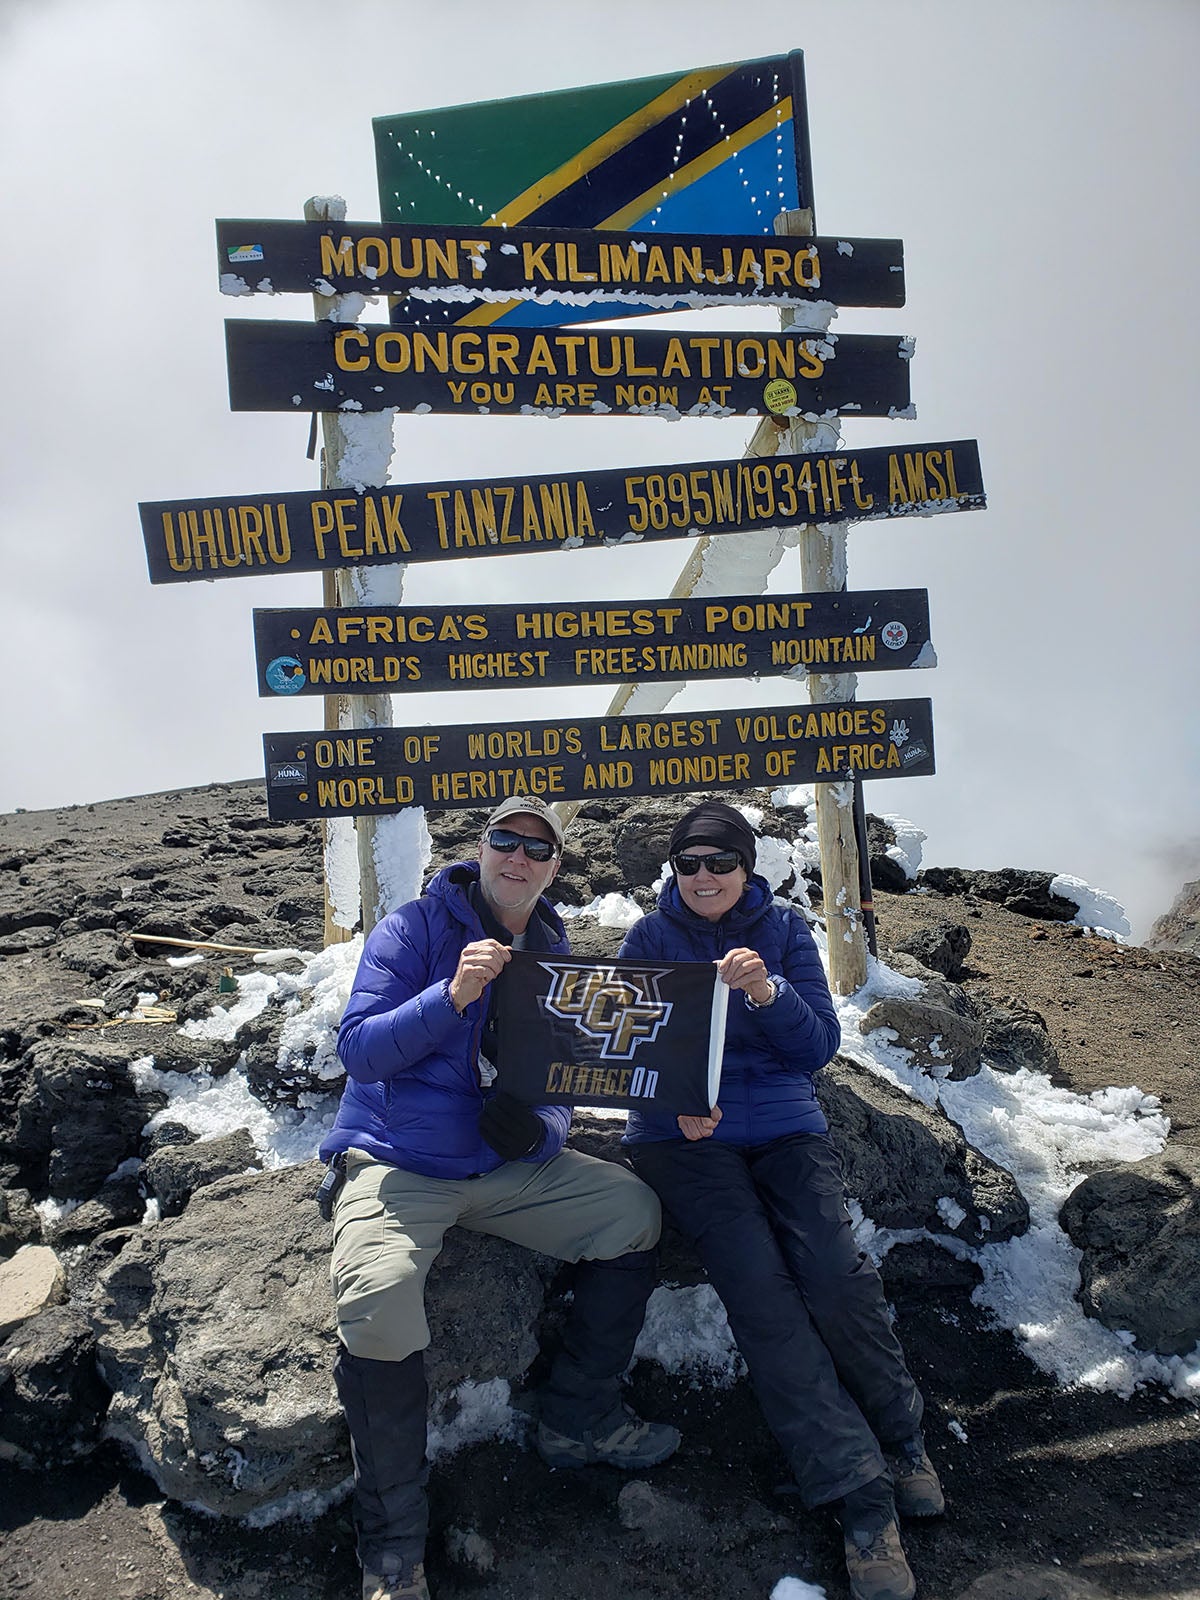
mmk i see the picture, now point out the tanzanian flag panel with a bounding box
[374,53,812,328]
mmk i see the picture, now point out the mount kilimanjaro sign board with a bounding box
[252,589,933,698]
[224,321,912,420]
[139,441,983,585]
[218,219,904,310]
[262,697,935,819]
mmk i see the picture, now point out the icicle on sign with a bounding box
[371,52,812,329]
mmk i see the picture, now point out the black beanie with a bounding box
[668,801,757,873]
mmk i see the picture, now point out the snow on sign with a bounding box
[249,582,934,694]
[139,442,983,585]
[224,321,912,420]
[262,698,935,820]
[373,53,813,330]
[251,589,933,699]
[216,218,904,311]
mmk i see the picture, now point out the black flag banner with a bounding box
[495,952,728,1117]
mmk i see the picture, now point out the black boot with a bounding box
[537,1250,679,1468]
[334,1347,429,1579]
[840,1474,915,1600]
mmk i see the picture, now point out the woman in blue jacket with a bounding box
[619,801,942,1600]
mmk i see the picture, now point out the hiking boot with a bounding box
[535,1405,680,1469]
[843,1519,916,1600]
[362,1562,430,1600]
[885,1435,946,1518]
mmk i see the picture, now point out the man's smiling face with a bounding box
[477,814,561,932]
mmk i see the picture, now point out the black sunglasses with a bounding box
[671,850,744,877]
[485,827,558,863]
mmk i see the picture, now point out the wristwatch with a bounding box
[745,978,778,1010]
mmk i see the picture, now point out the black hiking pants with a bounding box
[630,1131,923,1508]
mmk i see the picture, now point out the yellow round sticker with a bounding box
[763,379,797,415]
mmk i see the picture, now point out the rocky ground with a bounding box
[1,780,1198,1600]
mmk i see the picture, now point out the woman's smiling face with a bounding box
[674,851,748,922]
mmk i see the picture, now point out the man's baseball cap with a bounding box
[484,794,566,852]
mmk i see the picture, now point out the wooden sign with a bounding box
[140,441,983,584]
[262,698,935,818]
[225,321,912,419]
[252,589,933,698]
[218,219,904,310]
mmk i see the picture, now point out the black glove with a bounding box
[479,1092,543,1161]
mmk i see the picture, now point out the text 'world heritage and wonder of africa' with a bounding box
[262,700,936,819]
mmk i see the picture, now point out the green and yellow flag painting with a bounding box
[373,52,812,328]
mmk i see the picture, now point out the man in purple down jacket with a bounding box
[320,795,677,1600]
[619,801,943,1600]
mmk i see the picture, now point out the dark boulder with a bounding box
[918,867,1078,922]
[0,1305,111,1467]
[888,921,972,979]
[10,1040,152,1200]
[1059,1148,1200,1356]
[859,997,985,1080]
[817,1056,1029,1244]
[142,1129,262,1216]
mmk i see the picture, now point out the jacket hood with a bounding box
[426,859,567,944]
[656,870,777,936]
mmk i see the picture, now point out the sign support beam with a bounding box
[304,195,396,945]
[774,209,867,994]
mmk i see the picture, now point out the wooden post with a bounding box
[769,208,866,993]
[305,196,397,944]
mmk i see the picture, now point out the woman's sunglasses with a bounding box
[671,850,744,877]
[485,827,558,863]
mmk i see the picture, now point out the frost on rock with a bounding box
[770,1579,830,1600]
[594,892,643,930]
[427,1378,521,1461]
[1050,874,1131,941]
[635,1284,745,1386]
[879,814,926,880]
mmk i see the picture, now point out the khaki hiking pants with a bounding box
[331,1147,662,1362]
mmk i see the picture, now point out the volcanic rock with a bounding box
[87,1160,555,1516]
[0,1305,110,1466]
[816,1056,1029,1244]
[1059,1147,1200,1356]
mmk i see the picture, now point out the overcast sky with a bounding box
[1,0,1196,937]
